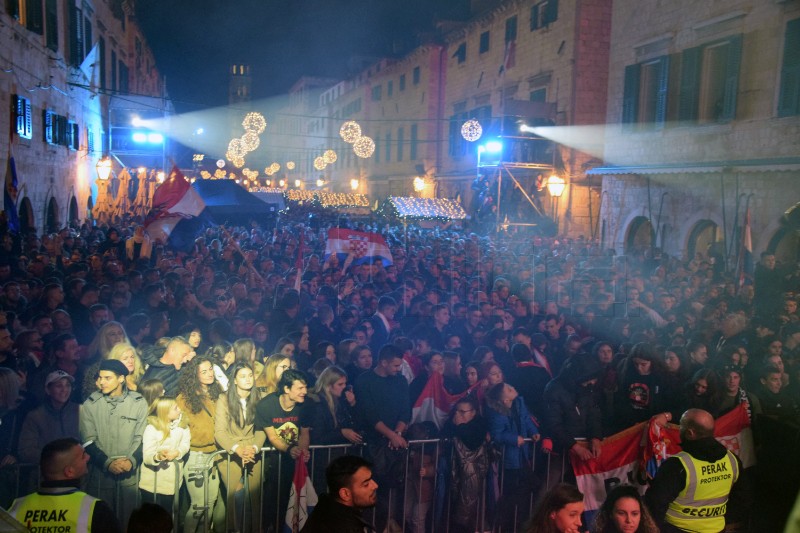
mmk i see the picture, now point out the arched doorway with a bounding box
[768,227,800,264]
[687,220,718,261]
[18,197,34,235]
[68,196,79,226]
[625,216,654,254]
[46,197,59,234]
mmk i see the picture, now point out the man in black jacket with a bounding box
[301,455,377,533]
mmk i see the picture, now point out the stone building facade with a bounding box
[0,0,166,234]
[593,0,800,263]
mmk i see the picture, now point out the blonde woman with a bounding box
[108,343,145,391]
[140,396,190,512]
[86,321,129,364]
[260,353,291,396]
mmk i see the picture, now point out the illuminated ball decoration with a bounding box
[227,139,245,160]
[240,131,261,151]
[200,170,212,179]
[413,176,426,192]
[270,163,281,173]
[340,121,361,143]
[286,161,296,170]
[313,157,326,171]
[232,157,245,169]
[323,149,338,164]
[353,136,375,158]
[461,119,483,142]
[216,159,225,169]
[242,112,267,134]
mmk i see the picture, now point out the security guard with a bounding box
[646,409,748,533]
[7,438,120,533]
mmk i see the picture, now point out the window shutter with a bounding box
[720,34,742,122]
[622,63,641,126]
[43,110,53,144]
[26,0,43,34]
[679,46,702,122]
[45,0,57,51]
[530,5,539,31]
[545,0,558,25]
[69,6,82,66]
[655,55,671,129]
[778,18,800,117]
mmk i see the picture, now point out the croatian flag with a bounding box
[324,228,393,267]
[144,166,208,250]
[572,404,755,512]
[284,456,318,533]
[411,372,474,429]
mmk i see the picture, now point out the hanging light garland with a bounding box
[461,119,483,142]
[323,149,338,164]
[353,136,375,158]
[313,157,327,170]
[340,121,362,143]
[242,112,267,134]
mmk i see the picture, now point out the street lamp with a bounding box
[547,174,566,230]
[92,157,113,223]
[350,178,359,191]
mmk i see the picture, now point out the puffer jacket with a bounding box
[140,419,191,495]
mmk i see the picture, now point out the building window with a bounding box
[505,16,517,43]
[14,95,32,140]
[454,42,466,64]
[622,55,670,129]
[778,18,800,117]
[479,31,490,54]
[68,121,80,150]
[530,0,558,31]
[68,6,83,66]
[26,0,44,34]
[410,124,418,160]
[385,133,392,161]
[371,84,382,101]
[111,50,117,92]
[119,61,129,94]
[387,80,393,97]
[45,0,58,51]
[413,66,420,85]
[43,110,70,146]
[397,127,404,162]
[399,74,406,91]
[530,88,547,102]
[678,35,742,123]
[449,113,469,157]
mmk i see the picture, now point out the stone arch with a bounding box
[624,216,655,254]
[687,219,719,261]
[68,195,79,226]
[45,197,59,234]
[767,226,799,264]
[18,197,35,235]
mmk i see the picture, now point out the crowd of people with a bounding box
[0,215,798,532]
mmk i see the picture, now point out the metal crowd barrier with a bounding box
[3,440,569,533]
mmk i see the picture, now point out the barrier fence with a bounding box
[2,438,569,533]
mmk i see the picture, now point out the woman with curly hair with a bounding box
[592,484,659,533]
[177,355,226,533]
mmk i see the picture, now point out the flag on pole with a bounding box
[4,147,20,234]
[144,165,208,250]
[738,208,753,287]
[498,39,516,75]
[324,228,393,267]
[284,456,318,533]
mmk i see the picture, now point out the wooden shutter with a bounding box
[655,55,671,129]
[720,34,742,122]
[679,46,702,122]
[622,64,641,126]
[779,18,800,117]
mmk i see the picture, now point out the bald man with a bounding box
[645,409,749,533]
[8,438,121,533]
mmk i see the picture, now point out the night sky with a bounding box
[136,0,470,112]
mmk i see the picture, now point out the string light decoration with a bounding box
[353,136,375,158]
[318,192,369,208]
[379,196,467,221]
[286,161,296,170]
[270,162,281,173]
[340,121,361,143]
[313,157,326,170]
[214,169,227,179]
[232,157,245,169]
[461,119,483,142]
[242,112,267,134]
[285,190,315,202]
[323,149,338,164]
[240,131,261,152]
[200,170,212,179]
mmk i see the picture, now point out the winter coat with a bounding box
[18,401,81,463]
[300,493,375,533]
[543,361,603,452]
[445,418,491,528]
[140,419,191,495]
[486,396,539,470]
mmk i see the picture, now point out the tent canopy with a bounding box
[192,180,282,220]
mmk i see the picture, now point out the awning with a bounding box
[586,157,800,176]
[379,196,467,220]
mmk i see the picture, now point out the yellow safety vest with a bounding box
[665,450,739,533]
[8,490,98,533]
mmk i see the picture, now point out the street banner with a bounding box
[324,228,393,267]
